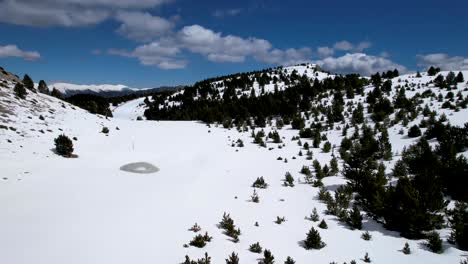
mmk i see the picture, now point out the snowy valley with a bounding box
[1,64,468,264]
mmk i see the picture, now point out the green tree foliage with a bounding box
[14,82,27,99]
[260,249,275,264]
[456,72,464,83]
[427,66,441,76]
[304,227,326,249]
[66,94,113,117]
[447,202,468,250]
[407,125,422,138]
[22,74,35,92]
[249,242,263,253]
[426,231,443,253]
[225,252,239,264]
[37,80,49,94]
[347,205,363,230]
[54,134,74,157]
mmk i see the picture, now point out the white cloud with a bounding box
[108,42,187,69]
[355,41,372,52]
[178,25,273,63]
[256,48,312,65]
[315,53,406,76]
[109,24,312,69]
[416,53,468,71]
[334,41,354,51]
[213,8,242,18]
[318,41,372,59]
[0,0,171,27]
[317,46,334,58]
[0,45,41,61]
[115,11,174,42]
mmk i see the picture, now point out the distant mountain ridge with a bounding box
[49,82,181,98]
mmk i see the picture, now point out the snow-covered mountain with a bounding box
[49,82,180,98]
[1,65,468,264]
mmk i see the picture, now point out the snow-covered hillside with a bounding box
[1,66,467,264]
[48,82,152,97]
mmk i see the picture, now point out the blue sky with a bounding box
[0,0,467,87]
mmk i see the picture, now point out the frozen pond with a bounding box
[120,162,159,174]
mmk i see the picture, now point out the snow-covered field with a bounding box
[1,69,467,264]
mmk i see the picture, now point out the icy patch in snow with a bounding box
[120,162,159,174]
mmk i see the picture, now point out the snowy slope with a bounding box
[49,82,153,96]
[1,69,468,264]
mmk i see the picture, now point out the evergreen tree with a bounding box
[427,66,438,76]
[318,219,328,229]
[260,249,275,264]
[330,156,339,175]
[407,125,422,138]
[54,134,74,157]
[426,231,443,253]
[447,202,468,250]
[456,72,464,83]
[378,128,392,160]
[304,227,325,249]
[37,80,49,94]
[347,205,363,230]
[22,74,35,92]
[284,257,295,264]
[352,103,364,125]
[446,71,457,86]
[249,242,263,253]
[402,242,411,254]
[225,252,239,264]
[14,82,27,99]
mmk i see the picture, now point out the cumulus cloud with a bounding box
[115,11,174,42]
[0,0,171,27]
[212,8,242,18]
[334,41,354,51]
[256,48,312,65]
[416,53,468,71]
[108,42,187,69]
[179,25,274,63]
[315,53,406,76]
[316,41,372,60]
[0,45,41,61]
[109,24,312,69]
[317,46,334,58]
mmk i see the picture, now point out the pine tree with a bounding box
[330,156,339,175]
[225,252,239,264]
[456,72,464,83]
[378,128,392,160]
[318,219,328,229]
[310,208,320,222]
[37,80,48,94]
[284,256,295,264]
[304,227,325,249]
[361,231,372,241]
[249,242,263,253]
[54,134,74,157]
[14,82,27,99]
[426,231,443,253]
[260,249,275,264]
[347,205,363,230]
[447,202,468,250]
[402,242,411,254]
[363,252,371,263]
[22,74,35,92]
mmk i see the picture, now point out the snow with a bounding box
[112,97,147,120]
[49,82,152,95]
[1,69,467,264]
